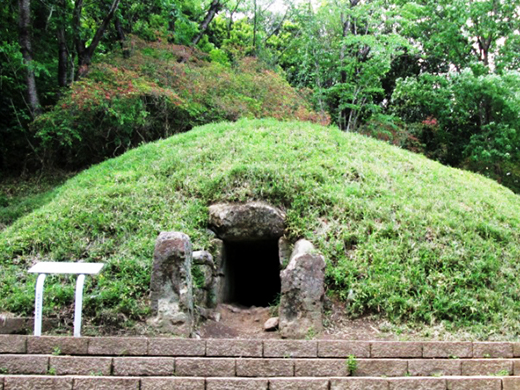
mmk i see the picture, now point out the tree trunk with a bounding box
[18,0,40,117]
[57,26,68,87]
[74,0,121,76]
[252,0,258,52]
[227,0,242,39]
[192,0,221,46]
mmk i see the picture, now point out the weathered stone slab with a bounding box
[318,341,370,358]
[0,355,48,375]
[0,335,26,353]
[141,377,205,390]
[330,378,389,390]
[503,377,520,390]
[473,342,513,358]
[208,202,285,241]
[264,340,317,358]
[113,357,174,376]
[73,377,140,390]
[408,359,461,376]
[88,337,147,356]
[236,358,294,377]
[269,378,329,390]
[4,375,72,390]
[294,359,348,377]
[355,359,408,377]
[148,338,205,356]
[0,317,28,335]
[371,342,422,358]
[28,336,88,355]
[513,343,520,358]
[175,358,235,377]
[206,378,269,390]
[388,378,446,390]
[422,342,472,358]
[446,377,501,390]
[50,356,112,376]
[207,339,262,357]
[279,240,325,339]
[461,359,513,376]
[149,231,194,336]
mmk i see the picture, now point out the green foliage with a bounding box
[1,119,519,337]
[346,355,358,375]
[0,173,72,230]
[192,265,205,289]
[391,69,520,193]
[32,37,326,169]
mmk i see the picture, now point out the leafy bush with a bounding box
[33,36,328,169]
[391,69,520,193]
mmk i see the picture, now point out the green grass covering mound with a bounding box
[1,119,519,336]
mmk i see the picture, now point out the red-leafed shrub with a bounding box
[34,36,328,168]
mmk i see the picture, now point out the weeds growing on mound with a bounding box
[1,119,519,337]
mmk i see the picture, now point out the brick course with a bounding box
[371,342,422,358]
[461,359,513,376]
[50,356,112,376]
[330,378,389,390]
[294,358,348,377]
[4,375,72,390]
[236,358,294,377]
[0,355,48,375]
[446,377,502,390]
[87,337,147,356]
[140,377,205,390]
[269,378,330,390]
[473,342,513,358]
[27,336,88,355]
[206,340,263,357]
[356,359,408,377]
[263,340,317,358]
[387,378,446,390]
[503,377,520,390]
[318,341,370,358]
[206,378,269,390]
[113,357,174,376]
[408,359,461,376]
[73,376,140,390]
[148,338,205,356]
[422,342,472,358]
[0,335,26,354]
[175,358,236,377]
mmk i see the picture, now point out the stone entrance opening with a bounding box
[223,239,280,307]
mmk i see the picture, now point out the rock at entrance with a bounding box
[208,202,285,241]
[278,237,292,268]
[193,250,216,308]
[264,317,279,332]
[149,232,194,336]
[279,239,325,339]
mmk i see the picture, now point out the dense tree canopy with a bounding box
[0,0,519,192]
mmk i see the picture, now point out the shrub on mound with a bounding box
[33,36,328,168]
[1,119,519,335]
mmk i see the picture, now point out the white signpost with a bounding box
[28,262,104,337]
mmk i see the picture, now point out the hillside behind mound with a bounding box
[1,119,519,337]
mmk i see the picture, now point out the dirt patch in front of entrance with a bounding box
[197,302,398,340]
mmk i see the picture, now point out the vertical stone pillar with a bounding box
[193,250,216,308]
[149,232,194,336]
[279,239,325,339]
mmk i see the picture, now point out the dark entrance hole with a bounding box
[223,239,281,307]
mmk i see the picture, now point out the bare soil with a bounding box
[197,302,399,340]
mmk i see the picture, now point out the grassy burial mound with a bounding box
[1,119,519,336]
